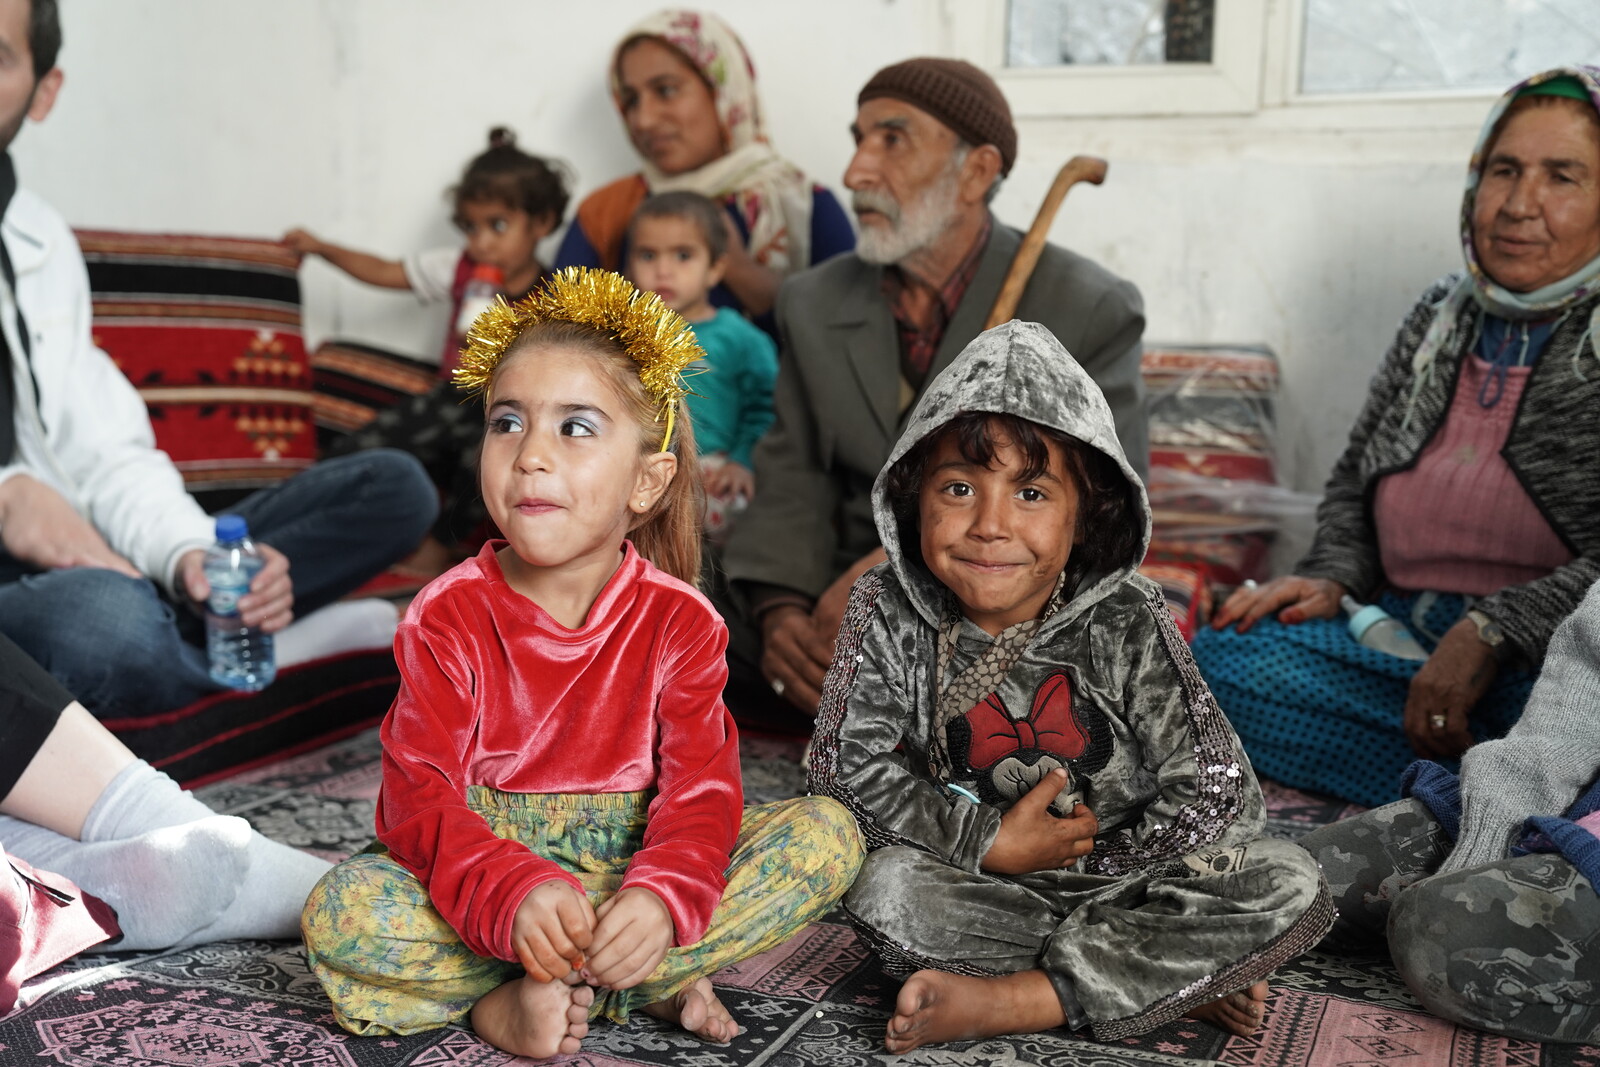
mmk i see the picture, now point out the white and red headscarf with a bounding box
[611,9,814,275]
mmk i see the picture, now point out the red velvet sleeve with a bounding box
[617,605,742,946]
[376,612,584,962]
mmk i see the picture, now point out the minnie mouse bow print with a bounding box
[947,671,1112,805]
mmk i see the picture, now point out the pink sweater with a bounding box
[1374,354,1573,597]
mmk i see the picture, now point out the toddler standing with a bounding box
[302,268,861,1059]
[285,128,571,569]
[626,191,778,540]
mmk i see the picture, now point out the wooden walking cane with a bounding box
[983,155,1109,329]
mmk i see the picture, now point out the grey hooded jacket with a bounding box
[809,321,1265,876]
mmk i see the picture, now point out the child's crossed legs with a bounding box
[303,792,862,1055]
[842,836,1332,1048]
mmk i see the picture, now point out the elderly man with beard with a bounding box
[722,58,1147,724]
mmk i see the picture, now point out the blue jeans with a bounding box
[0,450,436,718]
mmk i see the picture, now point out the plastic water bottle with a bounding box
[204,515,276,690]
[455,263,504,340]
[1341,595,1428,661]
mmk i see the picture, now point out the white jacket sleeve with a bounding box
[9,193,213,593]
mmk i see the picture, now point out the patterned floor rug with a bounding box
[4,729,1595,1067]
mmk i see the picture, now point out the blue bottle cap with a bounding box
[214,514,249,541]
[1346,603,1391,643]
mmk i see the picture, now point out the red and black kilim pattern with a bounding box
[76,230,315,511]
[96,651,399,789]
[71,230,399,782]
[309,339,436,451]
[1142,343,1283,597]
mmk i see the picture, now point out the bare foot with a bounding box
[643,977,740,1043]
[886,969,1065,1054]
[1187,980,1268,1037]
[470,971,594,1058]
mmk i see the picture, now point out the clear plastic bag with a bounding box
[1141,345,1318,588]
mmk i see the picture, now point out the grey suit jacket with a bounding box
[725,220,1148,600]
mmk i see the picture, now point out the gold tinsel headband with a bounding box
[452,266,703,452]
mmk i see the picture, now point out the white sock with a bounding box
[0,812,250,950]
[274,599,399,669]
[79,759,217,842]
[7,761,331,948]
[175,837,331,945]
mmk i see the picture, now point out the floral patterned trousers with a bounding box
[301,789,863,1036]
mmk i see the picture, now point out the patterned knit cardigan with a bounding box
[1296,273,1600,664]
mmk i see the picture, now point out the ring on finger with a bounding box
[1241,579,1259,591]
[771,677,786,697]
[1430,714,1447,730]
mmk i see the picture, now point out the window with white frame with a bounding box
[943,0,1599,117]
[941,0,1265,117]
[1008,0,1215,66]
[1300,0,1600,96]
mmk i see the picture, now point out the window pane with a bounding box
[1301,0,1600,95]
[1007,0,1215,67]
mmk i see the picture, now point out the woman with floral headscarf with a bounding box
[554,9,854,321]
[1193,65,1600,808]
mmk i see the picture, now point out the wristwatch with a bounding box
[1466,609,1512,662]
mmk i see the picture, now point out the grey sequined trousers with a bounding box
[843,837,1331,1040]
[1300,798,1600,1044]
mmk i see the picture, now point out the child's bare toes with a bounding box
[643,977,739,1043]
[471,972,589,1058]
[1187,980,1268,1037]
[700,983,740,1042]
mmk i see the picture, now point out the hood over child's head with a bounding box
[874,320,1150,631]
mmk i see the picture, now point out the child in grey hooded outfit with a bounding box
[809,321,1332,1050]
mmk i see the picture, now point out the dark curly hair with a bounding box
[451,127,572,226]
[884,411,1141,590]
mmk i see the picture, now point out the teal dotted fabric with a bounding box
[1192,590,1534,807]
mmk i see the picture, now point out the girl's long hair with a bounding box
[493,321,704,587]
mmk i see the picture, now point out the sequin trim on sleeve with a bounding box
[806,571,916,851]
[1084,586,1250,877]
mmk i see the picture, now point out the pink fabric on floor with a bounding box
[2,850,120,1015]
[1221,986,1539,1065]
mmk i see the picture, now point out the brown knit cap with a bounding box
[858,57,1017,176]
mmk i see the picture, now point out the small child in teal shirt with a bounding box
[627,193,778,540]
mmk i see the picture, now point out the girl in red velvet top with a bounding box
[302,269,863,1059]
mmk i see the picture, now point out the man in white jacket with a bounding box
[0,0,436,717]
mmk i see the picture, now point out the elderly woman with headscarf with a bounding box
[1193,65,1600,808]
[555,8,855,320]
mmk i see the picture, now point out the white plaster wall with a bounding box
[11,0,1501,500]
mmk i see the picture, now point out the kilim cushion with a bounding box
[73,229,396,784]
[75,231,315,512]
[96,650,400,788]
[1136,559,1214,642]
[1142,344,1281,605]
[309,338,437,454]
